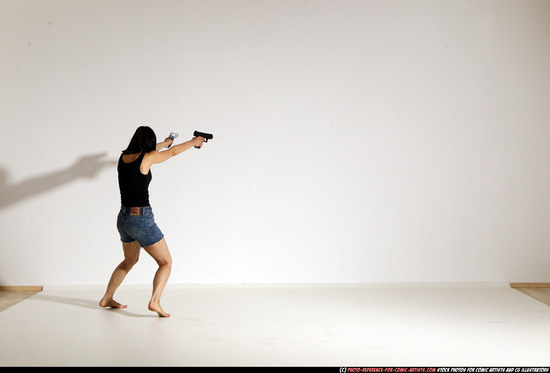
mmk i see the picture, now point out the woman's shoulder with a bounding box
[121,152,143,164]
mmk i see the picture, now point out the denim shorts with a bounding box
[117,206,164,247]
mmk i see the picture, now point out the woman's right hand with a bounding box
[191,136,206,148]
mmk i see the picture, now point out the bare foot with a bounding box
[99,297,127,309]
[149,302,171,317]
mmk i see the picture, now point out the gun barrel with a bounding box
[194,130,213,140]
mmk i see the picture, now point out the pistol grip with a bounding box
[194,138,208,149]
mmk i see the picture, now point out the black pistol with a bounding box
[193,130,213,149]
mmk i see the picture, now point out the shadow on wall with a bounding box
[0,153,117,209]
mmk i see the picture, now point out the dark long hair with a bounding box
[122,126,157,154]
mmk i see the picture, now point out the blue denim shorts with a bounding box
[117,206,164,247]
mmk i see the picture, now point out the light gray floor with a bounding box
[1,283,550,366]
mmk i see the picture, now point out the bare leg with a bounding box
[99,241,140,308]
[143,238,172,317]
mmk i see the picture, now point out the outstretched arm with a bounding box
[156,138,173,151]
[140,136,205,174]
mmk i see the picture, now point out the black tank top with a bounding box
[118,152,152,207]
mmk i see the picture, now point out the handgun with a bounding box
[193,130,213,149]
[167,132,178,148]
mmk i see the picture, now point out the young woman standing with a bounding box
[99,126,205,317]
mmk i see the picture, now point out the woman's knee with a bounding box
[121,241,141,269]
[121,256,139,269]
[157,256,172,267]
[144,238,172,267]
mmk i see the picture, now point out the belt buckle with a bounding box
[130,207,140,216]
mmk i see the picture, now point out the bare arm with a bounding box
[140,137,205,174]
[156,138,173,151]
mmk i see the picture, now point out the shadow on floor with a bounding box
[31,293,157,318]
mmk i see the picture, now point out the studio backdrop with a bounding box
[1,0,550,285]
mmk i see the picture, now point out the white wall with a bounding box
[1,0,550,286]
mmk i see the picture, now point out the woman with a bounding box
[99,126,205,317]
